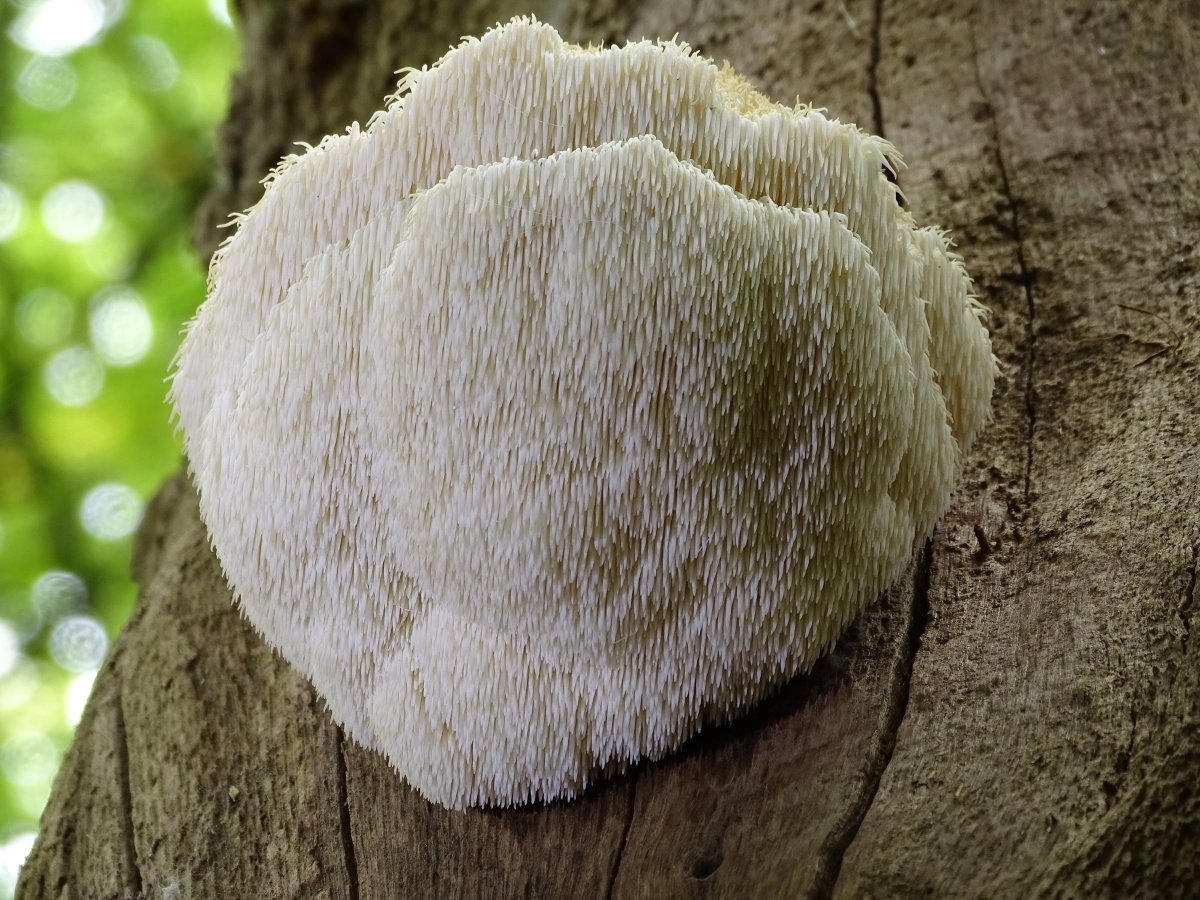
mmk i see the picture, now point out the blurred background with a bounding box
[0,0,237,892]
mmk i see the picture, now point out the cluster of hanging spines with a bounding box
[170,18,994,809]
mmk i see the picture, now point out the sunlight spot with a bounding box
[9,0,105,57]
[90,286,152,365]
[0,181,25,239]
[31,571,87,620]
[80,482,142,540]
[15,55,77,110]
[0,659,39,712]
[49,615,108,672]
[64,671,96,725]
[207,0,233,27]
[132,35,179,91]
[7,0,124,57]
[42,180,105,242]
[0,732,59,785]
[0,832,37,899]
[44,345,104,406]
[0,621,19,679]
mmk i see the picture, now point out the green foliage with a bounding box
[0,0,237,883]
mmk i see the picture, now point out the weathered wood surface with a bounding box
[18,0,1200,897]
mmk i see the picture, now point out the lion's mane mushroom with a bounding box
[171,17,996,808]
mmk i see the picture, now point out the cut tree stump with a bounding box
[18,0,1200,897]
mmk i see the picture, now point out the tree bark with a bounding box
[18,0,1200,897]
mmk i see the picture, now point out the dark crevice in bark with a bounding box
[604,772,638,900]
[805,8,932,892]
[809,539,934,899]
[335,727,361,900]
[994,144,1038,507]
[867,0,886,139]
[867,0,903,204]
[114,685,144,900]
[971,29,1038,509]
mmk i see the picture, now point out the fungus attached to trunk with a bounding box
[171,17,996,809]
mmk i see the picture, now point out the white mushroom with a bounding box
[171,17,996,808]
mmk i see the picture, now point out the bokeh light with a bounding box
[0,732,59,787]
[79,482,142,539]
[48,615,108,672]
[0,182,24,240]
[89,286,153,365]
[0,623,19,679]
[0,833,36,898]
[7,0,118,57]
[64,672,96,725]
[44,346,105,406]
[41,180,105,242]
[30,571,88,621]
[131,35,179,91]
[0,661,39,715]
[208,0,232,26]
[15,56,77,110]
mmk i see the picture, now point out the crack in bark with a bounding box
[996,151,1038,508]
[604,772,638,900]
[867,0,885,138]
[809,540,934,899]
[114,684,144,900]
[971,29,1038,509]
[804,13,934,894]
[334,727,361,900]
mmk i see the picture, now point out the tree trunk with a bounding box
[18,0,1200,897]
